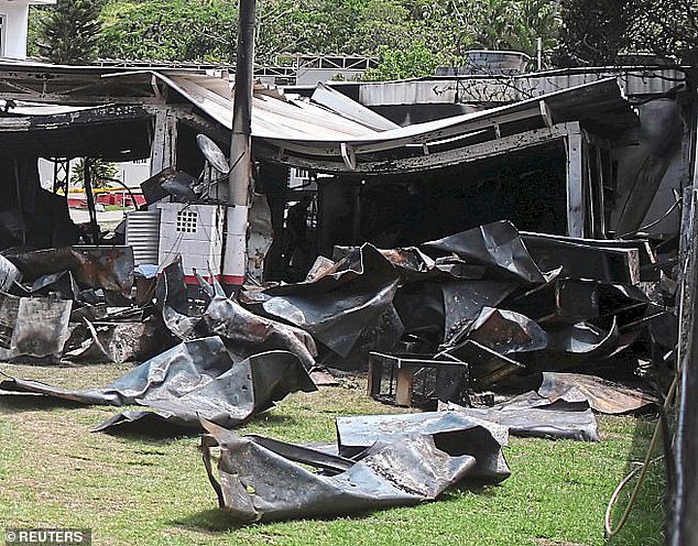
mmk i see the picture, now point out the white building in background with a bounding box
[38,158,152,191]
[0,0,55,59]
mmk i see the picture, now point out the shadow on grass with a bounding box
[173,506,378,534]
[0,395,85,414]
[606,414,665,546]
[173,509,249,532]
[99,422,200,443]
[98,411,299,443]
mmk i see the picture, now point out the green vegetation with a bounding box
[99,0,238,63]
[27,0,697,76]
[0,362,665,546]
[34,0,105,64]
[70,158,118,189]
[555,0,697,66]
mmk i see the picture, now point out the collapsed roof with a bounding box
[0,61,637,175]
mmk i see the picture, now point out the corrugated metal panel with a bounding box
[258,78,636,156]
[521,68,686,98]
[359,79,459,106]
[125,210,161,266]
[358,68,685,106]
[311,82,400,131]
[153,72,376,140]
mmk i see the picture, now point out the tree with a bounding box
[98,0,238,63]
[554,0,643,66]
[633,0,698,63]
[362,42,442,81]
[36,0,105,64]
[70,158,118,189]
[554,0,698,66]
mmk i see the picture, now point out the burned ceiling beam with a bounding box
[0,104,152,160]
[255,124,573,175]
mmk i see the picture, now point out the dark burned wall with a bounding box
[317,141,567,254]
[611,97,689,236]
[0,157,78,251]
[176,123,206,176]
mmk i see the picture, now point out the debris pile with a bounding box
[241,219,670,414]
[0,246,167,363]
[0,218,670,524]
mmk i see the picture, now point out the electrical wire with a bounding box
[618,194,682,239]
[604,374,678,538]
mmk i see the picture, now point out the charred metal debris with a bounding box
[0,65,684,525]
[0,216,669,522]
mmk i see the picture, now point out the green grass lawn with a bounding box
[0,362,665,546]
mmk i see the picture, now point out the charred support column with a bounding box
[150,108,178,176]
[565,122,585,238]
[83,158,100,245]
[223,0,256,288]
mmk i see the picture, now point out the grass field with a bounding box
[0,362,665,546]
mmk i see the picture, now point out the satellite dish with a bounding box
[196,134,230,175]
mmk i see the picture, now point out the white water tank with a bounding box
[436,50,530,76]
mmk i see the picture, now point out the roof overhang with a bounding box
[0,103,152,160]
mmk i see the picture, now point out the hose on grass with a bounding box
[604,375,678,538]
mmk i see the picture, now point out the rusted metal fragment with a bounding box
[537,319,620,371]
[318,303,404,370]
[202,295,318,369]
[304,256,337,283]
[509,279,599,324]
[393,282,445,346]
[537,372,658,414]
[0,338,317,431]
[0,293,71,360]
[5,246,134,297]
[271,243,399,294]
[0,292,20,350]
[261,279,399,359]
[520,233,641,284]
[439,340,526,387]
[0,254,21,291]
[255,244,402,367]
[12,297,72,359]
[378,247,437,281]
[162,305,200,341]
[336,411,510,483]
[441,281,519,342]
[201,416,505,523]
[155,257,189,314]
[421,220,548,283]
[156,258,318,367]
[29,270,80,300]
[63,318,166,364]
[444,398,600,442]
[451,306,548,355]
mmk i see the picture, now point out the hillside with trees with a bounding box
[28,0,697,77]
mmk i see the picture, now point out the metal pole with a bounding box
[224,0,256,288]
[83,158,100,245]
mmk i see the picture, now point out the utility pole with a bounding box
[224,0,256,288]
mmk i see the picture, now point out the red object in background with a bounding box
[67,192,146,209]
